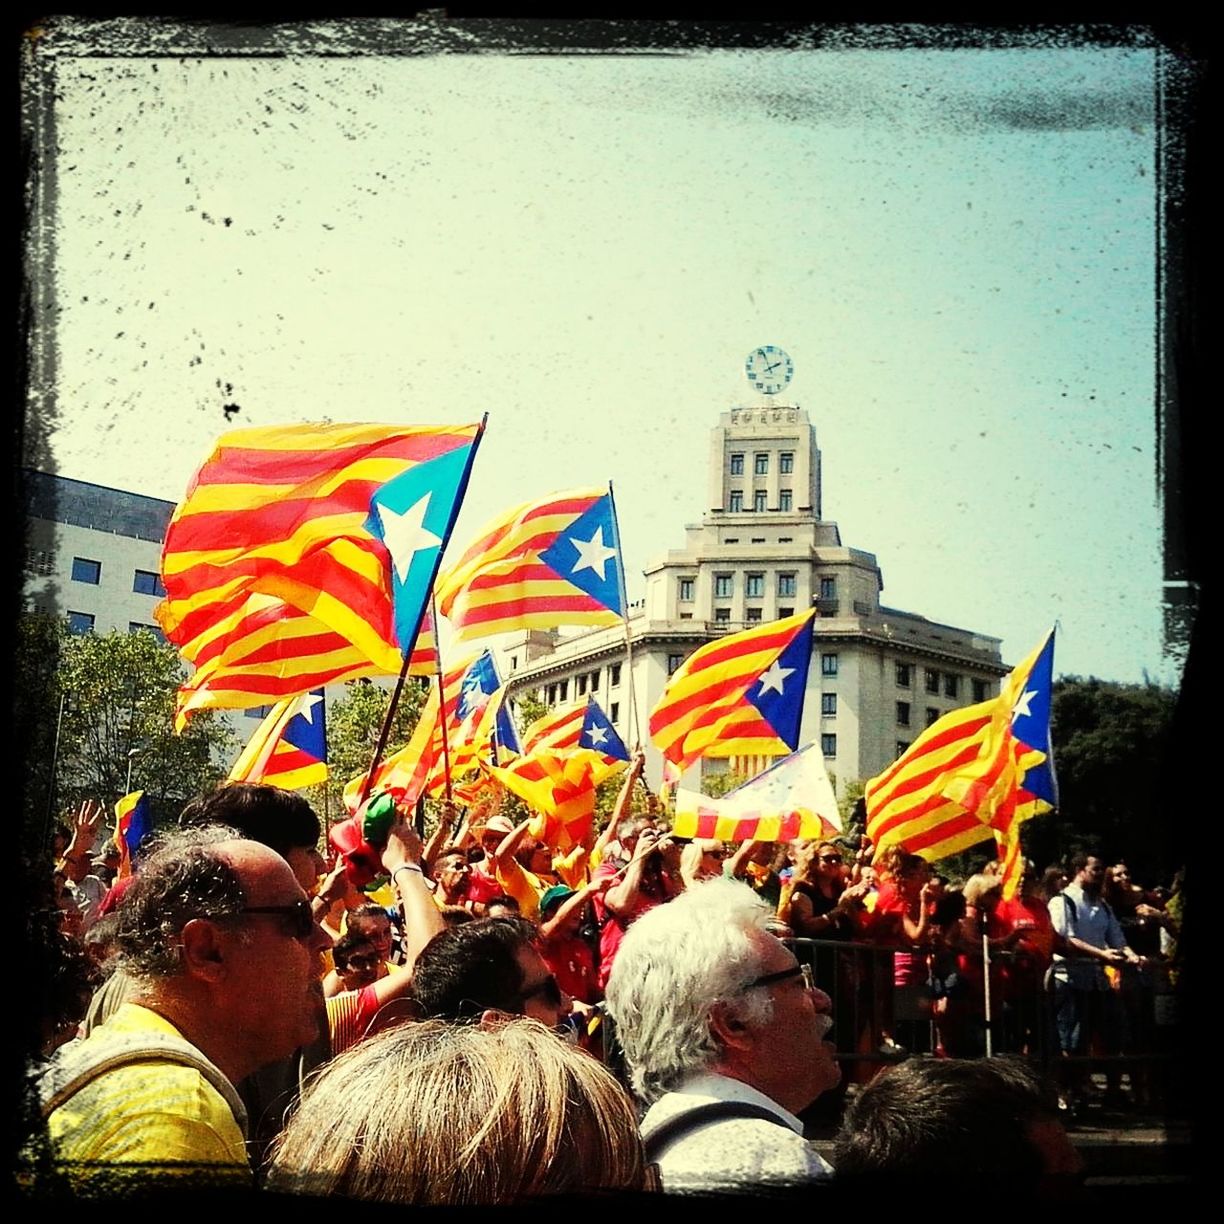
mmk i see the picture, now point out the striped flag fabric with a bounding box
[114,790,152,880]
[341,649,518,813]
[157,421,481,727]
[649,609,816,775]
[671,741,841,842]
[486,750,599,853]
[227,688,328,791]
[521,697,630,778]
[435,487,624,642]
[865,629,1057,867]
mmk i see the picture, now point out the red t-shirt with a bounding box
[540,933,599,1005]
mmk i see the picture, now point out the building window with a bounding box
[730,453,744,475]
[925,668,940,694]
[555,680,567,701]
[821,653,838,677]
[750,537,766,544]
[926,707,940,727]
[610,702,619,723]
[245,704,274,719]
[667,653,684,675]
[576,674,587,696]
[896,701,911,726]
[777,573,796,597]
[128,622,166,643]
[729,490,743,513]
[745,573,764,598]
[510,654,518,671]
[896,663,912,688]
[133,569,166,597]
[753,490,767,512]
[547,684,557,703]
[71,557,101,585]
[754,453,769,475]
[821,693,837,716]
[821,734,837,757]
[590,670,600,693]
[66,611,95,634]
[779,490,792,511]
[714,608,732,624]
[778,537,792,543]
[819,576,836,600]
[780,452,794,474]
[678,578,695,602]
[972,678,989,702]
[680,612,693,620]
[897,741,911,756]
[725,537,739,544]
[714,574,734,598]
[610,663,622,687]
[746,608,762,623]
[944,673,960,699]
[778,606,793,617]
[27,548,55,576]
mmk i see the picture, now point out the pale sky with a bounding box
[24,20,1181,687]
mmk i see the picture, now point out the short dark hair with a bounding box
[333,932,377,973]
[484,894,520,914]
[834,1055,1061,1182]
[408,917,537,1021]
[180,783,320,858]
[113,836,248,978]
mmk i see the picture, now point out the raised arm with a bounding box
[422,801,458,874]
[381,820,445,974]
[539,875,613,942]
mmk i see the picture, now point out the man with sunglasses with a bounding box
[407,915,572,1029]
[605,877,838,1196]
[37,831,331,1189]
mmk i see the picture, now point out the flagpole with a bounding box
[606,481,639,751]
[431,589,455,805]
[321,689,331,843]
[357,415,487,807]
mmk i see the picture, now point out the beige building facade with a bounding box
[503,403,1009,795]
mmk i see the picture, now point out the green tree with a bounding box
[1021,675,1177,881]
[52,622,236,835]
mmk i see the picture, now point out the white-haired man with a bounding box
[604,876,838,1195]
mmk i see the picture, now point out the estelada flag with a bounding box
[650,609,815,776]
[436,487,625,642]
[114,790,152,880]
[228,688,327,791]
[158,421,482,727]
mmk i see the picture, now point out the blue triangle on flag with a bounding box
[457,650,501,723]
[281,690,327,760]
[365,444,474,653]
[580,697,629,760]
[539,493,624,615]
[745,616,814,751]
[1011,630,1057,805]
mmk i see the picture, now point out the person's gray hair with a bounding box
[604,876,776,1102]
[113,824,246,979]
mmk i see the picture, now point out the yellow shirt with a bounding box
[45,1003,251,1187]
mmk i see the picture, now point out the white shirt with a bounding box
[639,1072,833,1195]
[1049,882,1127,988]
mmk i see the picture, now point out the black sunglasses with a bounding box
[241,898,315,940]
[516,973,563,1009]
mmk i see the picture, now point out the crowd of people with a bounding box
[23,761,1185,1201]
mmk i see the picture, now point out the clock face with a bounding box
[745,345,793,395]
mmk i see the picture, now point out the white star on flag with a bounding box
[569,526,617,581]
[1010,687,1037,725]
[376,494,442,584]
[290,691,324,724]
[587,724,608,746]
[758,660,795,696]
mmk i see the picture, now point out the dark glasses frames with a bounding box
[742,962,814,993]
[241,898,315,940]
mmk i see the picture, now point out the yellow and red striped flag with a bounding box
[436,487,624,642]
[649,610,816,775]
[486,749,598,853]
[865,630,1057,867]
[672,741,840,842]
[227,689,328,791]
[157,421,481,727]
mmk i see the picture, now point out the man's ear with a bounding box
[478,1008,516,1029]
[180,917,228,985]
[708,1000,754,1054]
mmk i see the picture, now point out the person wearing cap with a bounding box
[466,815,519,913]
[481,816,560,921]
[537,879,611,1006]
